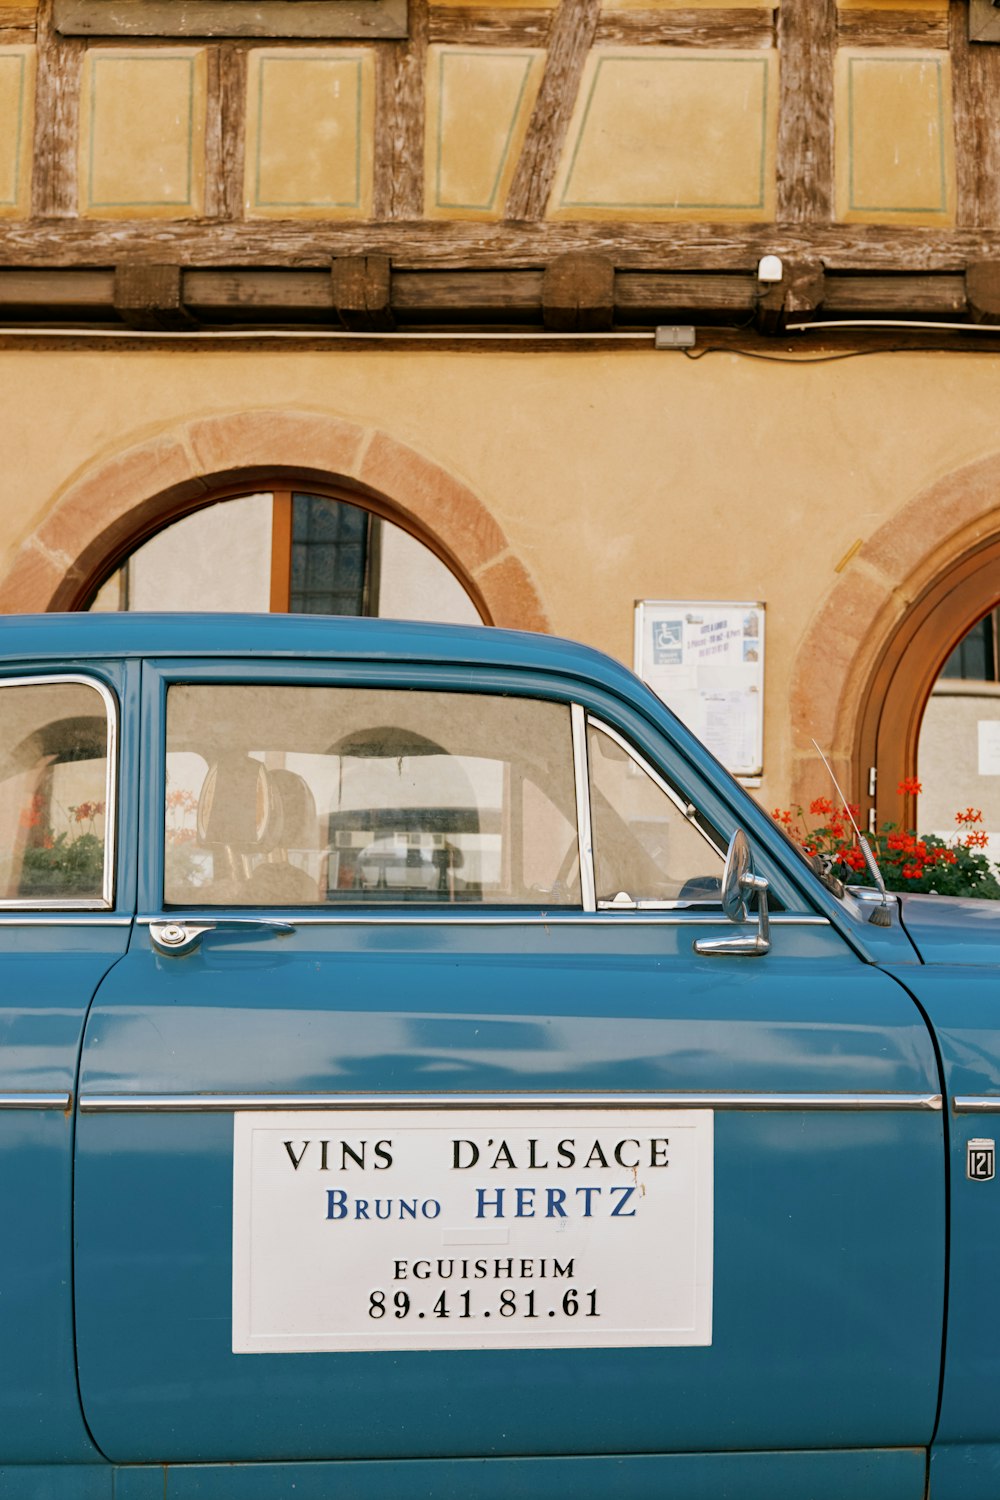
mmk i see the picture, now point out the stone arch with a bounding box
[0,410,550,632]
[789,449,1000,825]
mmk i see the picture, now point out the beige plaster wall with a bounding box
[4,343,1000,809]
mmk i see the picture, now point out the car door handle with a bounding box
[148,918,296,955]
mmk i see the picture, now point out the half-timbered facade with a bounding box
[2,0,1000,826]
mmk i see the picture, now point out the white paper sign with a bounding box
[634,601,765,777]
[232,1108,713,1353]
[978,720,1000,776]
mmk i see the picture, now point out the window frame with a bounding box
[0,673,118,912]
[153,668,733,917]
[583,712,727,913]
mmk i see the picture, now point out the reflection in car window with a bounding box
[164,686,581,907]
[0,679,112,904]
[587,720,724,905]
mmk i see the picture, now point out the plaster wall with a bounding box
[3,343,1000,808]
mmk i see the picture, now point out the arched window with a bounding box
[87,489,481,625]
[918,609,1000,846]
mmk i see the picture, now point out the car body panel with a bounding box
[0,615,994,1497]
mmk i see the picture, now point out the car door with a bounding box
[73,654,944,1496]
[0,662,135,1466]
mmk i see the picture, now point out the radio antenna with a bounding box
[810,740,892,927]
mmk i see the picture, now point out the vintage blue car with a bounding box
[1,612,999,1500]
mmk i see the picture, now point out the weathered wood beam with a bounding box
[952,0,1000,230]
[836,9,950,46]
[427,7,552,45]
[823,272,966,316]
[30,0,83,218]
[0,264,981,328]
[374,0,427,219]
[3,222,1000,273]
[966,262,1000,324]
[542,251,614,330]
[114,262,196,328]
[595,7,773,47]
[505,0,602,221]
[776,0,835,226]
[54,0,408,37]
[332,253,395,328]
[204,43,247,221]
[393,269,543,320]
[0,7,35,31]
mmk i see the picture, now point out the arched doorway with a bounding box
[87,486,482,625]
[855,533,1000,833]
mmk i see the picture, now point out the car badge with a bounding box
[967,1138,996,1182]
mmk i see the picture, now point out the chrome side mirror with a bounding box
[694,829,771,957]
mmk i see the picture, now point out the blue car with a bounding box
[1,612,997,1500]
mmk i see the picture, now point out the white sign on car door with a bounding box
[232,1108,714,1354]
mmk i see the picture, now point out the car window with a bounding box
[0,678,114,906]
[164,685,581,907]
[587,718,725,906]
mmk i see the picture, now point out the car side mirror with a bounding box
[694,829,771,957]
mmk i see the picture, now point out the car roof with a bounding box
[0,612,642,701]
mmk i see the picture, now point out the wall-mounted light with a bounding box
[757,255,783,284]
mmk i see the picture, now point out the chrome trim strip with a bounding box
[0,673,118,912]
[571,703,596,913]
[954,1096,1000,1114]
[79,1090,943,1114]
[0,1093,71,1110]
[0,914,131,927]
[136,911,829,928]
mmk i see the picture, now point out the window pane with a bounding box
[289,495,369,616]
[588,722,723,904]
[164,686,580,908]
[0,681,111,903]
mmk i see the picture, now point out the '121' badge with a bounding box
[968,1139,995,1181]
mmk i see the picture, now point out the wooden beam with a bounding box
[505,0,602,221]
[1,221,999,273]
[966,261,1000,323]
[114,262,196,327]
[595,7,773,47]
[952,0,1000,229]
[204,43,248,220]
[30,0,83,217]
[836,9,950,46]
[332,253,395,328]
[393,269,542,319]
[822,272,965,316]
[374,0,427,219]
[0,263,980,328]
[542,251,614,330]
[0,7,36,31]
[776,0,836,226]
[54,0,408,37]
[616,273,754,320]
[427,6,552,45]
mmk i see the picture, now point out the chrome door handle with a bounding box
[148,918,295,955]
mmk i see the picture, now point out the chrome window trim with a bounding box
[0,673,118,912]
[0,1092,71,1110]
[137,911,830,929]
[0,914,131,926]
[570,702,596,913]
[78,1089,943,1114]
[954,1096,1000,1114]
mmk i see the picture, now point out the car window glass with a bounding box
[164,685,581,907]
[587,720,724,905]
[0,679,112,904]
